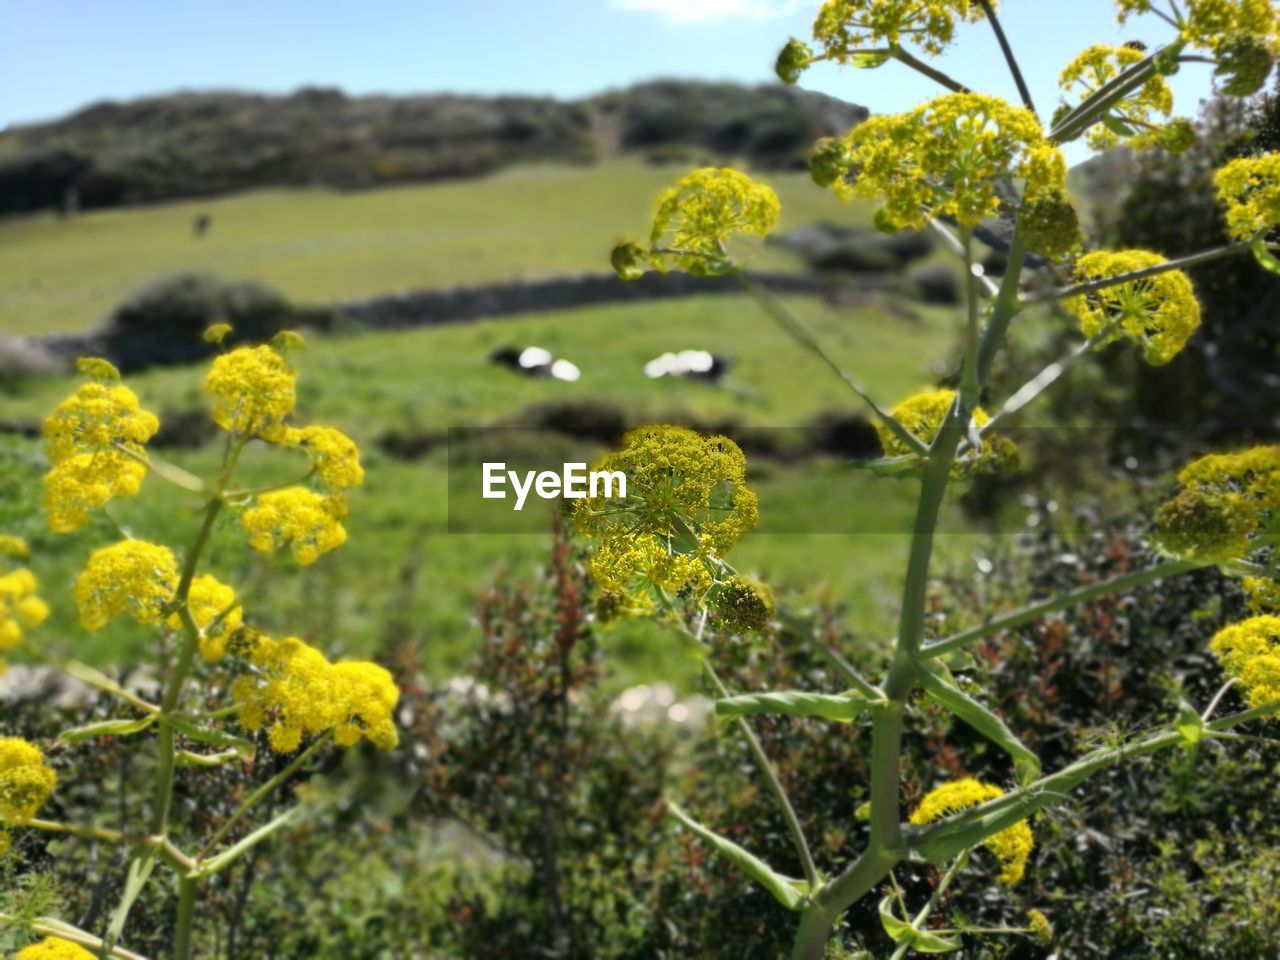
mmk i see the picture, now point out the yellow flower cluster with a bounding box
[818,93,1065,231]
[1209,616,1280,715]
[876,389,1019,475]
[909,778,1034,884]
[1154,445,1279,562]
[168,574,243,661]
[75,540,179,632]
[205,344,297,441]
[813,0,988,59]
[285,425,365,493]
[1064,250,1200,366]
[1214,154,1280,242]
[41,363,160,533]
[241,487,348,566]
[1244,577,1280,614]
[0,539,50,674]
[643,168,781,276]
[1058,45,1176,152]
[0,738,57,830]
[229,632,399,753]
[15,938,96,960]
[573,426,758,612]
[1117,0,1278,52]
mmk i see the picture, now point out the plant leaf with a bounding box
[879,897,962,953]
[851,51,891,69]
[103,844,159,956]
[176,748,244,767]
[1251,236,1280,275]
[166,715,255,762]
[1175,700,1205,745]
[58,716,155,746]
[667,802,808,911]
[197,805,305,877]
[917,661,1041,784]
[715,690,876,723]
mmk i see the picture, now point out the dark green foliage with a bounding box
[0,82,866,215]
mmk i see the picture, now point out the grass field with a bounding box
[0,158,865,336]
[1,289,987,691]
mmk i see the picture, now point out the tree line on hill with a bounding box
[0,81,867,215]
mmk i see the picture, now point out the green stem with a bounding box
[703,660,820,889]
[1050,44,1182,143]
[1026,240,1262,303]
[920,558,1201,659]
[777,610,884,701]
[891,47,970,93]
[197,732,331,862]
[909,699,1280,862]
[734,270,929,457]
[975,227,1027,386]
[173,877,197,959]
[887,854,966,960]
[977,0,1036,115]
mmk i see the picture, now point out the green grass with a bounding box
[0,159,865,336]
[1,292,977,692]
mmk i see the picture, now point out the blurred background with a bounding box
[2,1,1279,957]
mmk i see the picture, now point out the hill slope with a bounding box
[0,81,867,214]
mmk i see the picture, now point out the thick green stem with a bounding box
[978,0,1036,116]
[703,660,820,889]
[920,558,1201,659]
[975,228,1026,386]
[791,846,900,960]
[173,877,197,960]
[891,47,969,93]
[1026,240,1264,303]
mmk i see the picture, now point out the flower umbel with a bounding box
[1064,250,1200,365]
[169,574,244,661]
[1214,154,1280,242]
[0,541,50,674]
[205,343,298,441]
[910,778,1034,884]
[0,737,57,824]
[812,0,988,60]
[242,487,348,566]
[42,368,160,533]
[231,634,399,752]
[1210,616,1280,715]
[1155,445,1280,562]
[646,168,780,276]
[819,93,1065,231]
[15,938,96,960]
[1058,44,1176,152]
[75,540,180,632]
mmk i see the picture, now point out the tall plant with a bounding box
[595,2,1280,957]
[2,332,399,959]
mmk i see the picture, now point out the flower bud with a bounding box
[1020,189,1082,260]
[1215,34,1275,97]
[775,38,813,85]
[611,241,647,282]
[1153,489,1249,559]
[809,137,846,189]
[712,576,774,633]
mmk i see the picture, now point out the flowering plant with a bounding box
[604,2,1280,956]
[3,333,399,958]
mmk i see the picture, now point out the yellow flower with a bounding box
[205,344,297,441]
[1058,45,1175,152]
[42,375,159,533]
[286,425,365,493]
[910,778,1034,884]
[1064,250,1200,365]
[646,168,780,276]
[1028,909,1054,947]
[1210,616,1280,715]
[231,634,399,752]
[0,737,57,824]
[242,487,347,565]
[1116,0,1279,55]
[203,322,233,345]
[876,389,1019,475]
[820,93,1065,231]
[1155,445,1279,562]
[75,540,179,632]
[0,557,49,673]
[167,574,243,661]
[1214,154,1280,242]
[0,536,30,560]
[813,0,988,60]
[16,937,97,960]
[574,425,758,616]
[1244,577,1280,614]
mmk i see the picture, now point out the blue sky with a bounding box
[1,0,1218,155]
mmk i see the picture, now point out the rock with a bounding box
[0,336,65,379]
[906,263,963,305]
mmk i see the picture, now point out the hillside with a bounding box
[0,81,868,214]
